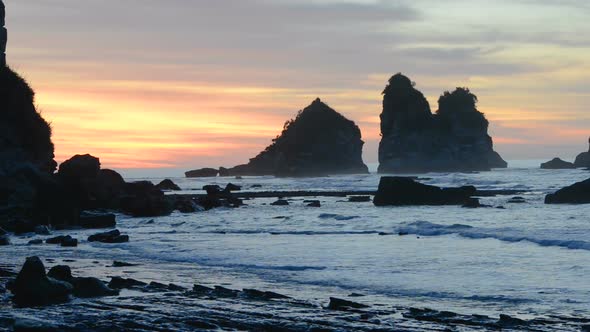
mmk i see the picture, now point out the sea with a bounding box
[2,160,590,331]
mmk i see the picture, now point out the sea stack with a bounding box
[378,73,507,173]
[1,1,6,67]
[217,98,369,177]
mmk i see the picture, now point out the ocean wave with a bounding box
[397,221,590,251]
[318,213,360,220]
[203,230,379,236]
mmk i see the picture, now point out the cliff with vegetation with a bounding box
[378,73,507,173]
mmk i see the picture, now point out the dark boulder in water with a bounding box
[327,297,369,310]
[88,229,129,243]
[373,176,475,206]
[72,277,119,298]
[540,157,575,169]
[185,167,218,178]
[545,178,590,204]
[0,234,9,245]
[271,199,289,206]
[11,256,73,307]
[47,265,73,283]
[378,74,506,173]
[58,154,100,181]
[206,98,368,177]
[156,179,181,191]
[574,137,590,168]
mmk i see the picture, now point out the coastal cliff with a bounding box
[187,98,368,177]
[378,73,507,173]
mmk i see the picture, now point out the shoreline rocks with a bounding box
[378,74,507,173]
[373,176,476,206]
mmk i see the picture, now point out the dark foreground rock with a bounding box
[327,297,369,310]
[189,98,368,177]
[378,73,506,173]
[541,157,575,169]
[373,177,475,206]
[545,178,590,204]
[10,257,73,307]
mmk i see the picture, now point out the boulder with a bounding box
[57,154,100,181]
[348,196,371,202]
[574,138,590,168]
[271,199,289,206]
[219,98,368,177]
[225,183,241,192]
[306,200,321,207]
[120,181,173,217]
[540,158,575,169]
[72,277,119,298]
[156,179,181,191]
[27,239,42,245]
[47,265,73,283]
[0,234,9,245]
[60,235,77,247]
[108,276,147,290]
[174,196,202,213]
[545,178,590,204]
[185,168,218,178]
[373,176,476,206]
[87,229,129,243]
[378,74,507,173]
[11,256,73,307]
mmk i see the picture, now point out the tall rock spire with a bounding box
[0,0,5,66]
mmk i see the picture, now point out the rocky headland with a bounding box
[186,98,368,177]
[378,73,507,173]
[574,137,590,168]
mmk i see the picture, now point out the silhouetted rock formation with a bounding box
[574,137,590,168]
[373,176,476,206]
[11,256,73,307]
[156,179,181,191]
[211,98,368,177]
[540,158,575,169]
[185,168,218,178]
[545,178,590,204]
[378,74,507,173]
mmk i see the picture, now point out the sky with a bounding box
[5,0,590,170]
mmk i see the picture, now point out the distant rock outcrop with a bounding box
[540,158,575,169]
[196,98,368,177]
[378,73,507,173]
[185,168,218,178]
[574,137,590,168]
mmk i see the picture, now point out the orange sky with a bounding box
[6,1,590,170]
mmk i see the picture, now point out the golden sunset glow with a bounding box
[6,1,590,170]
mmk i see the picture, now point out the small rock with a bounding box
[327,297,369,310]
[88,229,129,243]
[47,265,73,283]
[192,284,214,295]
[108,276,147,289]
[462,198,481,208]
[28,239,43,245]
[306,200,321,207]
[497,314,527,327]
[46,235,67,244]
[156,179,181,191]
[60,236,78,247]
[507,196,526,204]
[73,277,119,298]
[348,196,371,202]
[225,183,241,191]
[112,261,137,267]
[212,286,240,298]
[271,199,289,206]
[242,288,290,300]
